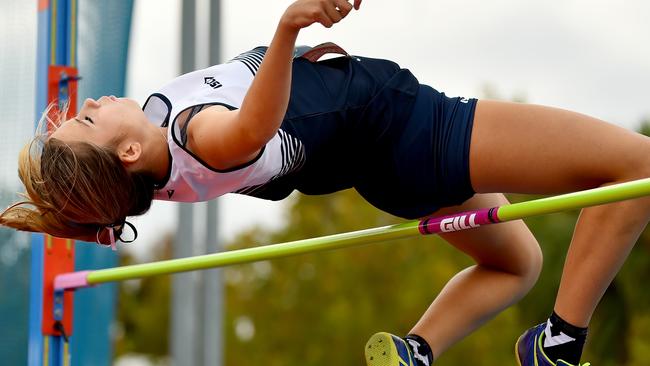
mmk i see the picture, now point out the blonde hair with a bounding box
[0,104,156,243]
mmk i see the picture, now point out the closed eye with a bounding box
[73,117,93,126]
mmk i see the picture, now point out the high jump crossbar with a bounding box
[54,177,650,291]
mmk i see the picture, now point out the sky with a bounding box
[124,0,650,260]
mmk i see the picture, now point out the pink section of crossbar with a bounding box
[418,207,501,235]
[54,270,93,291]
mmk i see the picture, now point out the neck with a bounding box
[146,127,170,184]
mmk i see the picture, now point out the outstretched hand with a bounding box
[281,0,362,31]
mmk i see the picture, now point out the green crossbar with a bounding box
[54,177,650,290]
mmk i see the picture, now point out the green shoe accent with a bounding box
[538,332,591,366]
[365,332,414,366]
[557,361,591,366]
[536,331,556,365]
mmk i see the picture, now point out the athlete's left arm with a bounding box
[187,0,361,170]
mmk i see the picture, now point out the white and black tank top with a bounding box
[144,44,358,203]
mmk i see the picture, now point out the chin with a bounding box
[122,97,140,106]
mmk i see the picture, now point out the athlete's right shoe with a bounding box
[515,323,591,366]
[365,332,417,366]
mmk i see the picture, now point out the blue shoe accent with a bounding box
[365,332,415,366]
[516,323,555,366]
[515,324,591,366]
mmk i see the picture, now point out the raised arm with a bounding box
[188,0,361,170]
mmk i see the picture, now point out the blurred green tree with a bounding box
[113,236,172,362]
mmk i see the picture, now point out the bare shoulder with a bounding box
[186,105,262,170]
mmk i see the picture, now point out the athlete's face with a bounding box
[51,96,149,147]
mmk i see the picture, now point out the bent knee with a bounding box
[613,136,650,181]
[519,239,543,287]
[478,233,543,287]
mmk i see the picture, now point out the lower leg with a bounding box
[410,264,536,357]
[539,195,650,364]
[555,197,650,327]
[466,100,650,363]
[409,194,542,359]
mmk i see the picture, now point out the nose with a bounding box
[83,98,100,108]
[98,95,119,104]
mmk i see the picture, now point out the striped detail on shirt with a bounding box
[228,47,267,75]
[273,129,306,179]
[235,129,306,195]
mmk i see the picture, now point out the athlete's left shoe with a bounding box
[365,332,418,366]
[515,323,591,366]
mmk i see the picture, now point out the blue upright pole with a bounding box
[30,1,77,365]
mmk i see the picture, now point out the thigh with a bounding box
[469,100,650,194]
[430,193,541,275]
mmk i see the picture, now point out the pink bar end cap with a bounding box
[54,270,93,291]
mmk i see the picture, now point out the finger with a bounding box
[317,12,335,28]
[322,2,343,24]
[353,0,362,10]
[333,0,353,18]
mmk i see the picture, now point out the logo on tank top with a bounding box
[204,77,222,89]
[460,97,470,104]
[167,189,175,199]
[440,213,480,232]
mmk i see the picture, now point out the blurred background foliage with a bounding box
[114,120,650,365]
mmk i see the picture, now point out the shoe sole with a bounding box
[365,332,408,366]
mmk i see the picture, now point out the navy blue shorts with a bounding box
[353,83,477,219]
[262,54,477,219]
